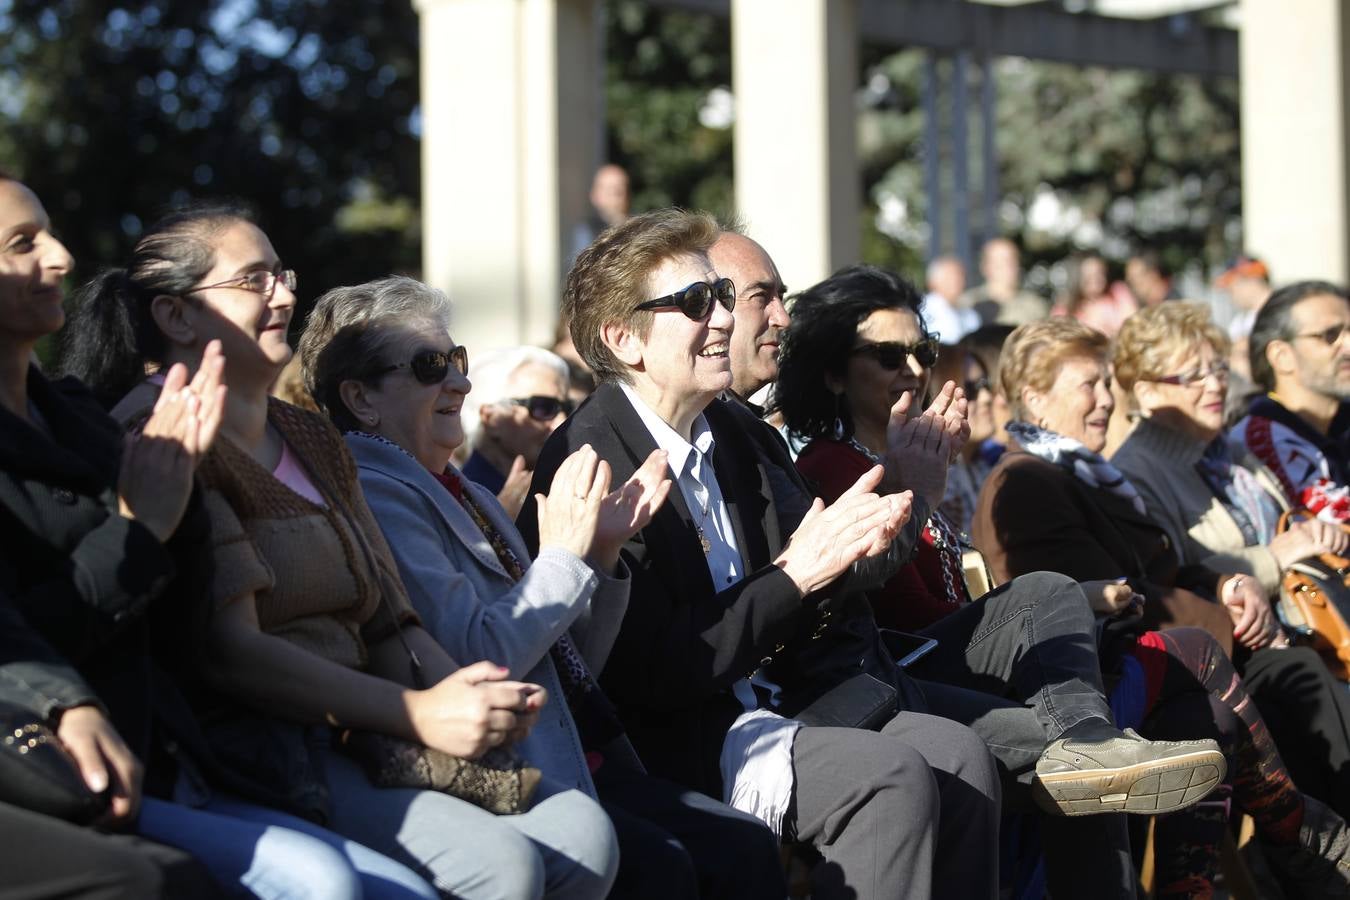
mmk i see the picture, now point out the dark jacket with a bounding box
[0,367,251,803]
[972,448,1235,655]
[517,383,912,796]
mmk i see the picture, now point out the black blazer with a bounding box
[518,383,905,794]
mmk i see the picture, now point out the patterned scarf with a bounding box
[1194,437,1280,547]
[1007,420,1147,516]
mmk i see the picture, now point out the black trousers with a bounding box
[1241,643,1350,818]
[0,801,222,900]
[594,762,787,900]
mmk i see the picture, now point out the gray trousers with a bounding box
[912,571,1135,899]
[787,711,1001,900]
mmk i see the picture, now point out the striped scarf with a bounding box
[1007,420,1147,516]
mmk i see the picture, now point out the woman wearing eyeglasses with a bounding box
[59,207,619,900]
[926,338,997,534]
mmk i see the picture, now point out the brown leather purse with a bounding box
[1276,510,1350,680]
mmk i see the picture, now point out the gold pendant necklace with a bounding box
[695,492,712,555]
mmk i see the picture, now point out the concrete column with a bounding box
[732,0,859,292]
[1240,0,1350,283]
[414,0,599,351]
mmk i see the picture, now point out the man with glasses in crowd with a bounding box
[1234,281,1350,521]
[461,346,576,514]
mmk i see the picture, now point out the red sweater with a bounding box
[796,439,968,631]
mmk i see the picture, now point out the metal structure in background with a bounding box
[652,0,1238,272]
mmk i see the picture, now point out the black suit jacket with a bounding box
[518,383,907,795]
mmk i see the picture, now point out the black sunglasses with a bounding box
[964,376,991,396]
[850,337,940,370]
[633,277,737,321]
[510,395,576,421]
[378,346,469,385]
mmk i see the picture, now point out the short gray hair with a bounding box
[462,346,570,447]
[298,275,453,433]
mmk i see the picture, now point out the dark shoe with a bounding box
[1263,794,1350,899]
[1031,726,1225,817]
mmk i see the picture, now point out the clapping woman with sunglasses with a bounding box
[58,206,619,900]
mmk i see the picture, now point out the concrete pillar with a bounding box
[731,0,859,292]
[1240,0,1350,283]
[414,0,599,351]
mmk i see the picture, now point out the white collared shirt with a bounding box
[618,383,743,588]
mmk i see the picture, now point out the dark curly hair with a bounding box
[774,264,927,442]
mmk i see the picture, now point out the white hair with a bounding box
[462,345,570,447]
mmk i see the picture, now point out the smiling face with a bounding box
[364,323,472,471]
[0,179,73,347]
[616,251,734,428]
[1027,354,1114,452]
[709,233,788,398]
[1134,340,1228,443]
[965,354,995,443]
[833,306,930,444]
[179,220,295,386]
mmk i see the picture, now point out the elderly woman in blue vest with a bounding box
[299,275,790,900]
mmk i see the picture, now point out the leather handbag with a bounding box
[1275,510,1350,680]
[0,701,109,823]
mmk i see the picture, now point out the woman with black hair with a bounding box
[58,202,618,900]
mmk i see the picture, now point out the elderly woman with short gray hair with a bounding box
[299,275,791,900]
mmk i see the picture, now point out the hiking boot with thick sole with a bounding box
[1031,726,1225,817]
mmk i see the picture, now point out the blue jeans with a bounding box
[137,795,438,900]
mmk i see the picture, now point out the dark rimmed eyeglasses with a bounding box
[633,277,736,321]
[509,395,576,421]
[183,265,297,301]
[1152,360,1230,387]
[1291,322,1350,346]
[850,337,940,370]
[378,346,469,385]
[964,376,991,397]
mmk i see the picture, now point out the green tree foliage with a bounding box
[0,0,422,320]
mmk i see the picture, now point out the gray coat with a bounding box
[346,433,630,798]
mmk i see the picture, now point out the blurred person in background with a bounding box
[959,237,1049,328]
[963,324,1017,461]
[461,346,575,519]
[571,163,631,262]
[1125,248,1177,308]
[920,255,978,344]
[1052,252,1136,338]
[1233,281,1350,522]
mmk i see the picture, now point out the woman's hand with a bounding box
[1080,579,1142,615]
[588,448,672,573]
[406,661,547,759]
[1271,517,1350,568]
[56,704,143,826]
[117,340,227,542]
[882,381,969,507]
[535,444,609,560]
[495,455,532,521]
[775,465,909,595]
[1222,574,1280,650]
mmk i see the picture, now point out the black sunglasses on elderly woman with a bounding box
[632,277,737,321]
[377,346,469,385]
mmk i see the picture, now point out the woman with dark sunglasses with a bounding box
[58,208,619,900]
[928,339,998,534]
[299,274,797,900]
